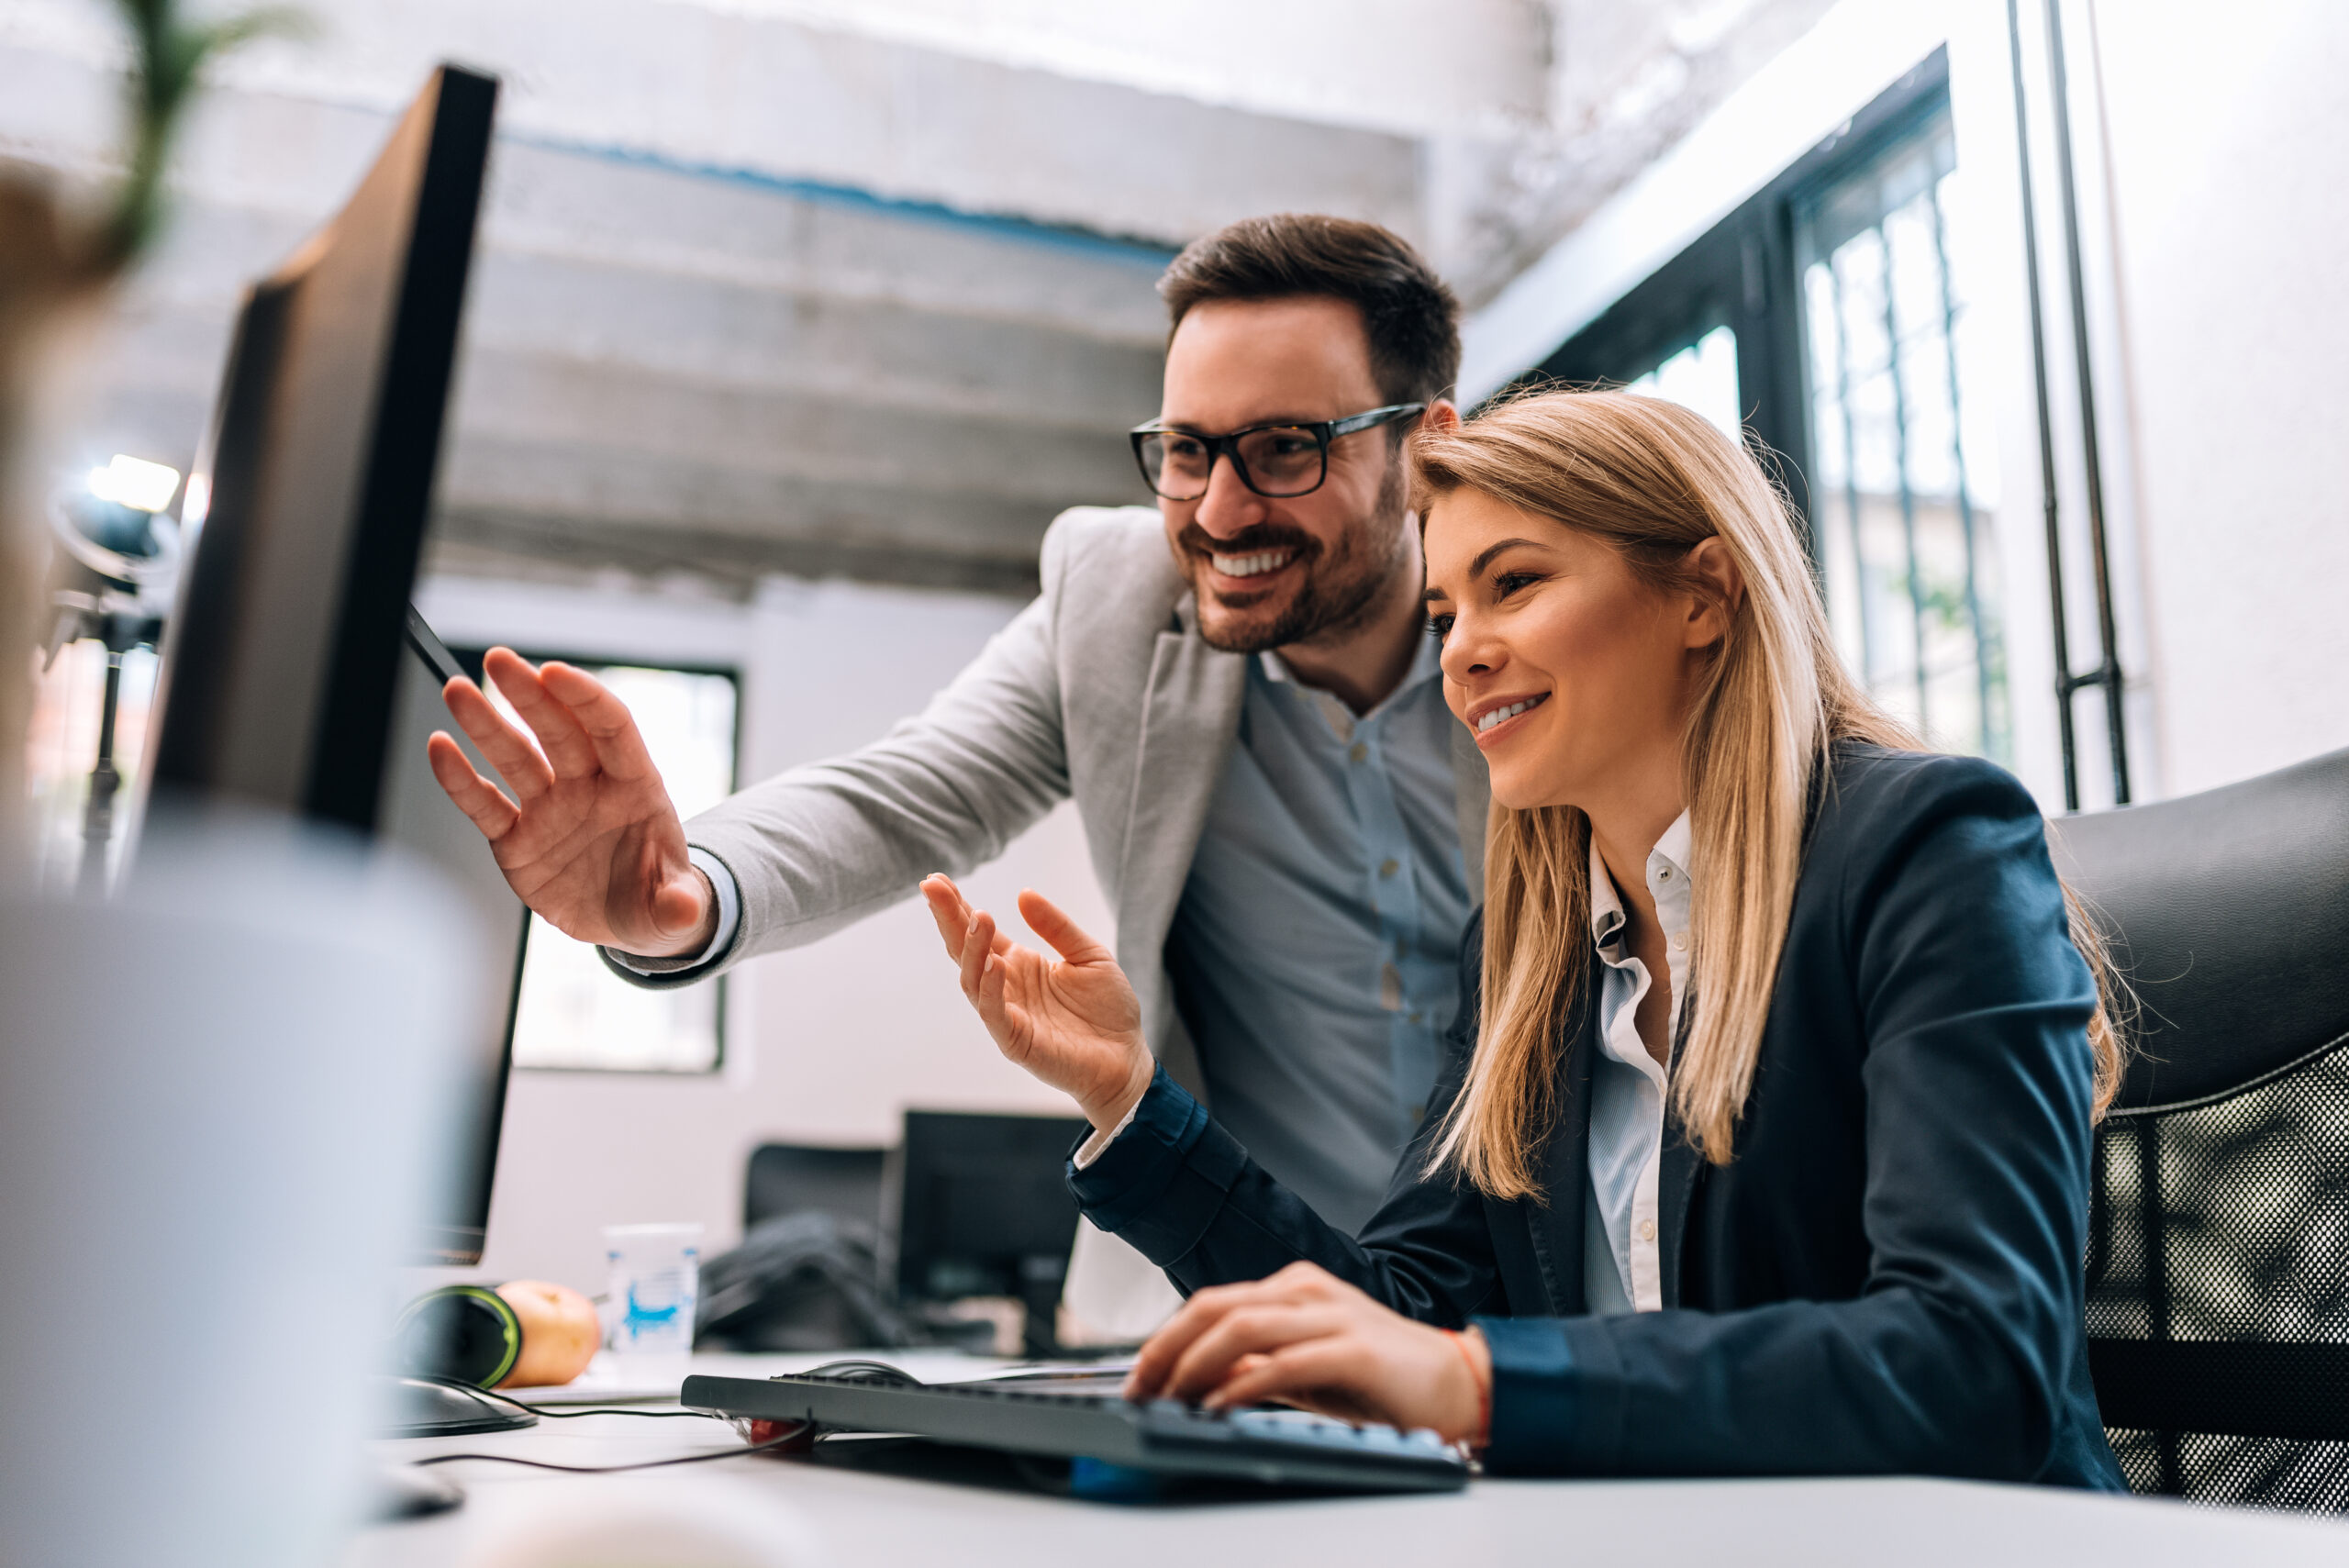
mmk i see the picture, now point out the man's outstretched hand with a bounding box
[426,647,716,958]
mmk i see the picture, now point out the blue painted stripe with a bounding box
[499,129,1183,268]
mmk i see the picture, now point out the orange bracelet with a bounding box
[1442,1327,1491,1451]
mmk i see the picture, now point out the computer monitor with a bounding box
[149,63,495,834]
[892,1110,1090,1355]
[137,64,517,1269]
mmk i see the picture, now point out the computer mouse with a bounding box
[365,1462,464,1520]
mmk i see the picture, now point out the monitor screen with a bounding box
[894,1110,1089,1303]
[378,613,529,1263]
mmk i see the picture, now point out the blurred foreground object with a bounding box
[0,0,293,851]
[0,813,480,1565]
[452,1478,825,1568]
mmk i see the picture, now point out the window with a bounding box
[1627,323,1742,442]
[472,655,740,1073]
[1536,50,2012,762]
[1798,115,2009,761]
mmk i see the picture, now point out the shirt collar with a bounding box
[1258,632,1442,712]
[1587,810,1695,951]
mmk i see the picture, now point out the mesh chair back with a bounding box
[2048,746,2349,1509]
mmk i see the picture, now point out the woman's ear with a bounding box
[1682,537,1745,651]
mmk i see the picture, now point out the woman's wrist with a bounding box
[1084,1051,1156,1135]
[1442,1325,1493,1450]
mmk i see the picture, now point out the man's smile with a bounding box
[1209,549,1297,581]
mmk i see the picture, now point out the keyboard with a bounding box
[680,1367,1470,1495]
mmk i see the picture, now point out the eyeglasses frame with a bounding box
[1128,402,1428,501]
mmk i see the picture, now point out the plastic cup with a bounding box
[603,1222,703,1386]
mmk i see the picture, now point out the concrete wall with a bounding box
[410,569,1110,1291]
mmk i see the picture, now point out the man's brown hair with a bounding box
[1158,215,1462,408]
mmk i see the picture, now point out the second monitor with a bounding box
[893,1110,1090,1357]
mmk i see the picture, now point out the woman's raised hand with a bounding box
[1123,1262,1491,1445]
[918,875,1153,1132]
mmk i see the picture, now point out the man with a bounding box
[427,215,1487,1331]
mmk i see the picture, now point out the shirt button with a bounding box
[1408,1010,1423,1025]
[1638,1219,1656,1241]
[1669,931,1687,951]
[1655,865,1672,882]
[1349,741,1368,763]
[1378,857,1399,879]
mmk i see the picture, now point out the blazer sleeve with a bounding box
[1068,913,1505,1326]
[615,522,1082,986]
[1482,759,2106,1483]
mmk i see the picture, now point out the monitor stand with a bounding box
[381,1374,537,1438]
[1017,1256,1065,1360]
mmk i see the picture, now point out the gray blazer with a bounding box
[665,505,1491,1101]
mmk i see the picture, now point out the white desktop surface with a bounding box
[346,1352,2349,1567]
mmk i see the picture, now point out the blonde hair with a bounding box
[1415,389,2124,1195]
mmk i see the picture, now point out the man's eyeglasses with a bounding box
[1130,404,1426,502]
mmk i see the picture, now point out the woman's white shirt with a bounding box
[1582,812,1693,1316]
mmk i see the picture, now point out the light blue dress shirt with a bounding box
[1160,637,1473,1235]
[1582,812,1693,1317]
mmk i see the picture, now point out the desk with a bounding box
[346,1353,2349,1567]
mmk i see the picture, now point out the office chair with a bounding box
[741,1143,888,1233]
[2047,745,2349,1510]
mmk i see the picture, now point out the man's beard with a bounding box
[1181,459,1411,656]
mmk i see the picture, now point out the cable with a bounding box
[408,1377,723,1422]
[411,1423,813,1475]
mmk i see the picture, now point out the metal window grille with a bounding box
[1798,109,2010,762]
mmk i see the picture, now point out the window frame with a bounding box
[1529,47,1956,574]
[450,643,744,1076]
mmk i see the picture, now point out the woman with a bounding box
[918,389,2127,1487]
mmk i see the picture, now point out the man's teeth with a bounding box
[1476,696,1547,734]
[1212,550,1295,578]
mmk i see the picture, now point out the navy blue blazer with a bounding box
[1071,745,2126,1487]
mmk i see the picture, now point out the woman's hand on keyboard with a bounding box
[919,874,1153,1134]
[1124,1262,1492,1446]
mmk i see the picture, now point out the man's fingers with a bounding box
[539,660,664,786]
[483,647,600,779]
[1017,889,1112,965]
[441,676,554,802]
[426,731,521,840]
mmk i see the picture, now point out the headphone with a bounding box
[394,1284,527,1387]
